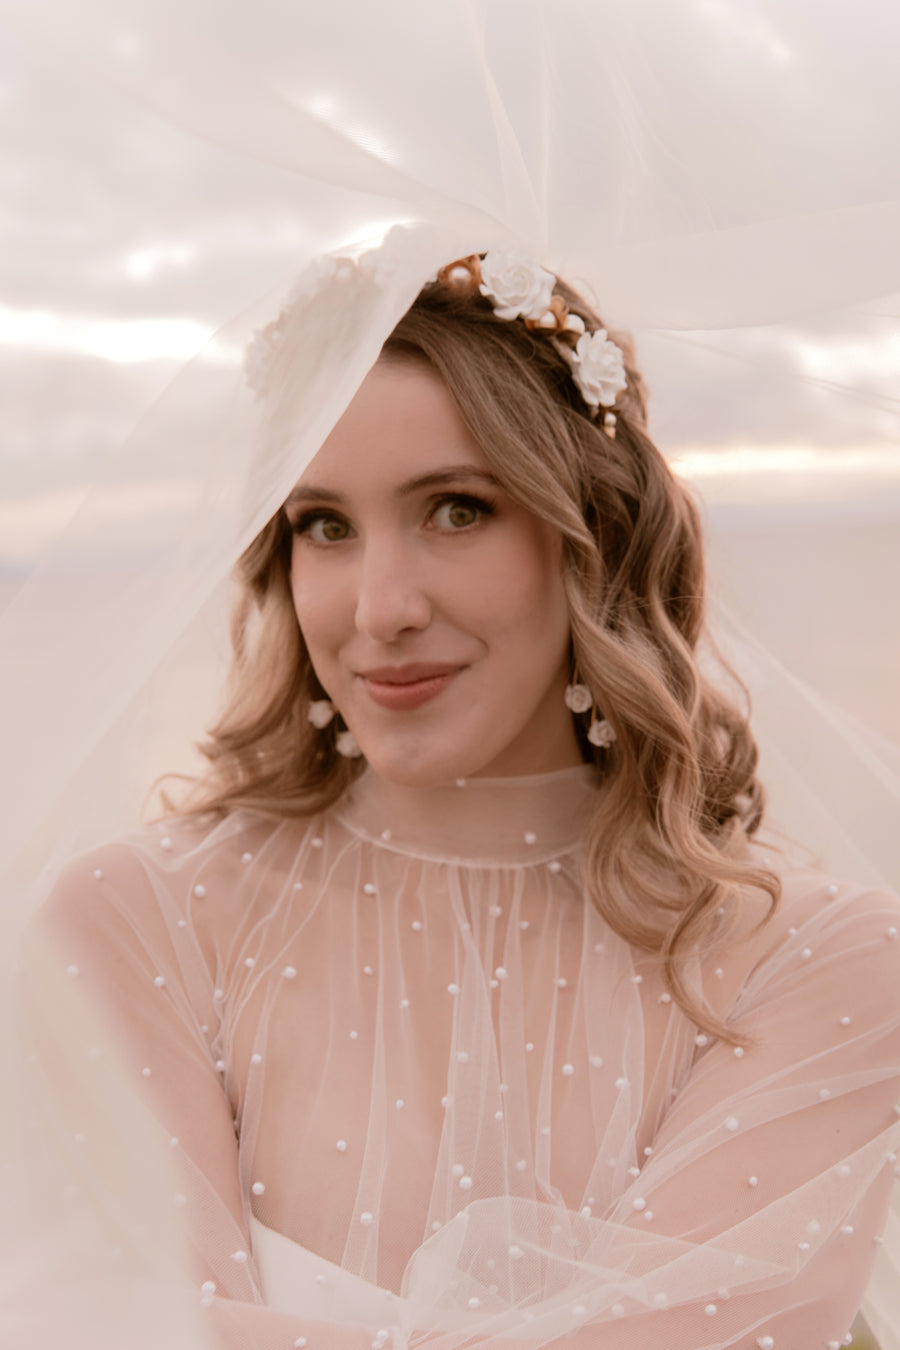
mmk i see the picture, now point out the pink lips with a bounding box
[359,663,463,712]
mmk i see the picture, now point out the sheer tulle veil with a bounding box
[2,2,900,1346]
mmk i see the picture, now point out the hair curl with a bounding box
[177,262,779,1041]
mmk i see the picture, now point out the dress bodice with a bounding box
[23,766,900,1348]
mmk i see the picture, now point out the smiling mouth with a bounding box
[359,665,463,711]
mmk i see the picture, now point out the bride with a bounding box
[19,250,900,1350]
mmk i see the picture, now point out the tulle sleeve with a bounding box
[12,834,383,1350]
[400,880,900,1349]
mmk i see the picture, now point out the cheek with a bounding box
[478,523,569,643]
[289,557,341,662]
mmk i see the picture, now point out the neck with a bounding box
[337,763,601,864]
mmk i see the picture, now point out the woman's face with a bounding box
[287,359,582,786]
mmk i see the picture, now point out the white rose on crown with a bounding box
[569,329,628,409]
[479,250,557,322]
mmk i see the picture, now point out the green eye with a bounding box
[432,496,490,530]
[306,515,349,543]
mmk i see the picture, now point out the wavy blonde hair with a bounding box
[178,263,779,1040]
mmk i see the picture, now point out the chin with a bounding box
[355,729,501,789]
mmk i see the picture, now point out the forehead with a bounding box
[297,359,486,488]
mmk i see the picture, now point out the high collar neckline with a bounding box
[335,763,601,865]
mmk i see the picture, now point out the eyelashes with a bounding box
[289,492,496,544]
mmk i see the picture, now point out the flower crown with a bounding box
[432,251,627,433]
[245,247,628,432]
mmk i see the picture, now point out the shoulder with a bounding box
[729,864,900,1027]
[33,808,311,947]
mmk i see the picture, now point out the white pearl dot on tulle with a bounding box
[336,1140,347,1152]
[252,1181,265,1195]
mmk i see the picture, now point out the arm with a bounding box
[404,882,900,1348]
[14,838,381,1350]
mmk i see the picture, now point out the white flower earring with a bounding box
[307,700,363,758]
[564,679,617,750]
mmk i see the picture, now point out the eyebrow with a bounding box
[284,467,500,508]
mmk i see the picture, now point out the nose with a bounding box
[353,537,431,642]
